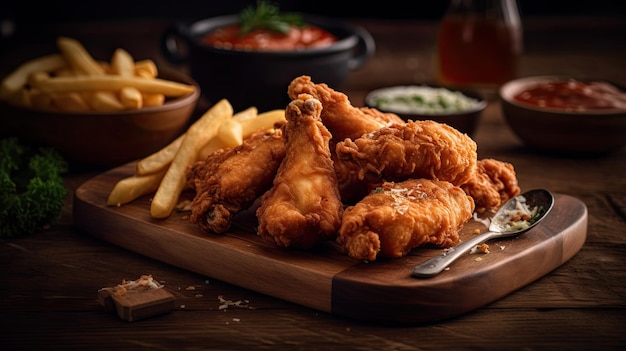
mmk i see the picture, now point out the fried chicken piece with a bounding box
[287,75,404,141]
[334,120,478,188]
[332,152,375,204]
[461,158,521,212]
[187,129,286,234]
[338,179,475,261]
[256,94,343,249]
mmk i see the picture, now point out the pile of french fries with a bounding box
[0,36,195,111]
[107,98,287,219]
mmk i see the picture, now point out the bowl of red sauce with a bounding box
[161,2,374,111]
[499,75,626,155]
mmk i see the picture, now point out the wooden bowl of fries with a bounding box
[0,69,199,167]
[0,37,200,167]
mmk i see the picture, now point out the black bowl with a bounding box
[161,14,375,112]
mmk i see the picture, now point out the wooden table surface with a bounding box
[1,15,625,350]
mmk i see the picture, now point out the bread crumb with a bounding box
[470,243,490,254]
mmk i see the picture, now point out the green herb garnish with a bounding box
[239,0,304,35]
[1,137,68,238]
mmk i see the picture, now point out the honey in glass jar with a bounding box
[437,0,523,89]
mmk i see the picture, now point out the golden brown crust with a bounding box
[461,158,521,212]
[187,129,286,233]
[335,120,478,187]
[256,94,344,249]
[337,179,475,261]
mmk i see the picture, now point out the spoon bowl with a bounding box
[412,189,554,278]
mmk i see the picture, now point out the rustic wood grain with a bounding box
[72,163,587,324]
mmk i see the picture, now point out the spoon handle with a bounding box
[412,231,495,278]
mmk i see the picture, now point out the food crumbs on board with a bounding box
[176,200,192,212]
[475,257,483,261]
[218,296,253,310]
[470,243,490,254]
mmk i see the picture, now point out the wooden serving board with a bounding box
[73,163,588,324]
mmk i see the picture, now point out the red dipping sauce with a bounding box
[202,24,338,51]
[513,80,626,112]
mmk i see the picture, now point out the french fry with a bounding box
[0,54,66,97]
[87,91,126,111]
[58,38,130,111]
[112,48,143,109]
[115,55,132,70]
[136,134,184,176]
[118,86,143,109]
[1,37,194,113]
[231,106,258,122]
[239,109,286,137]
[216,119,244,147]
[134,59,158,78]
[57,36,105,76]
[196,108,285,161]
[29,90,52,109]
[50,92,90,111]
[197,136,231,161]
[107,171,166,206]
[53,68,77,77]
[24,72,51,109]
[33,75,195,97]
[27,71,49,86]
[142,92,165,107]
[150,99,233,218]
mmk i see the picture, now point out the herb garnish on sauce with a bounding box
[239,1,304,35]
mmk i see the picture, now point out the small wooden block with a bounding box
[101,288,175,322]
[97,288,116,314]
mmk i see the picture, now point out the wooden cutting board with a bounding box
[73,162,588,324]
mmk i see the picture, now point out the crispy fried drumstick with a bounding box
[337,179,475,261]
[256,94,343,249]
[187,129,286,233]
[287,75,404,142]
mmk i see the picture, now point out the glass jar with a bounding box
[436,0,523,89]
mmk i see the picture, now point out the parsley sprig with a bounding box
[238,0,304,35]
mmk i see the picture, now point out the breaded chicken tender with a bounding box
[187,129,286,233]
[337,179,475,261]
[461,158,521,212]
[335,120,478,187]
[256,94,343,249]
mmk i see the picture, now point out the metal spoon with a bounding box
[412,188,554,278]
